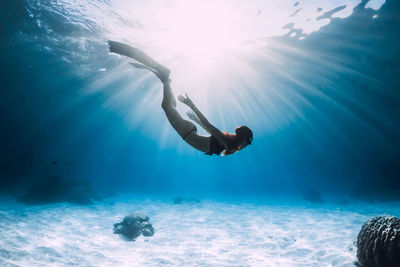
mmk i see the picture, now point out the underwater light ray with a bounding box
[273,63,380,144]
[244,38,383,150]
[105,75,147,107]
[100,1,368,80]
[133,81,166,132]
[159,121,173,149]
[313,86,386,148]
[284,39,395,143]
[24,0,391,155]
[208,62,266,131]
[257,42,354,113]
[248,49,318,121]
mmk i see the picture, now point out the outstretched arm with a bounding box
[186,111,208,132]
[178,93,228,146]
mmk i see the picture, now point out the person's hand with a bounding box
[178,93,195,107]
[186,110,199,122]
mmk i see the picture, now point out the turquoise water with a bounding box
[1,0,399,201]
[2,0,398,201]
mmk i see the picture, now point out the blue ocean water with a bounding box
[1,0,398,201]
[0,0,399,264]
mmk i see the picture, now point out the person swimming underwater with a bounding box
[108,40,253,156]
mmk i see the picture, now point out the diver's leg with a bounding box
[161,81,176,109]
[108,40,170,80]
[161,82,196,135]
[160,82,210,153]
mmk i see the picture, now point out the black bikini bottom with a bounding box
[182,125,197,140]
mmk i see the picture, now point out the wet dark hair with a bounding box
[235,126,253,145]
[222,126,253,156]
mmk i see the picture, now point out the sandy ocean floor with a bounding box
[0,196,399,267]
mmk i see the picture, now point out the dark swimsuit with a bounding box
[182,125,197,140]
[205,135,225,155]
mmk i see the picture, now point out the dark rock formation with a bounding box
[356,216,400,267]
[113,213,154,241]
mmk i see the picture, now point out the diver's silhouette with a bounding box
[108,41,253,156]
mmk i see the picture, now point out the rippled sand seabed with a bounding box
[0,197,399,267]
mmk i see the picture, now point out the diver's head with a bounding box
[234,125,253,149]
[222,126,253,156]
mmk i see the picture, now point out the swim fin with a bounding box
[129,62,152,70]
[129,62,165,81]
[108,40,170,80]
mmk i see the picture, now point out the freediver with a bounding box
[108,40,253,156]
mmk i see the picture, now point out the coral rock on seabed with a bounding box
[356,216,400,267]
[113,212,154,241]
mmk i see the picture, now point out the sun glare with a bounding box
[104,0,380,110]
[158,0,243,67]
